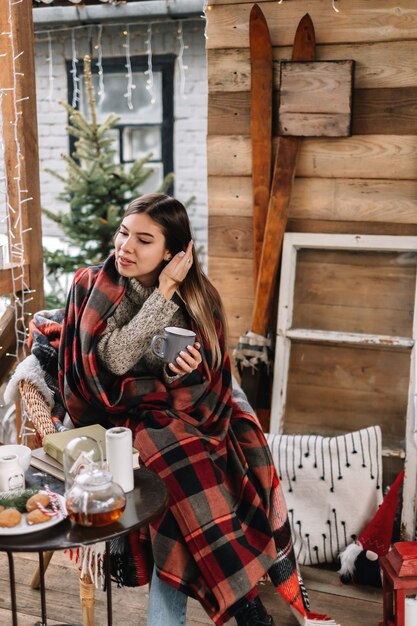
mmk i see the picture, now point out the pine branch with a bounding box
[44,169,67,184]
[0,489,40,512]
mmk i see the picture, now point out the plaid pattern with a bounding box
[28,255,334,626]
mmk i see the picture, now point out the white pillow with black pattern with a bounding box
[265,426,383,565]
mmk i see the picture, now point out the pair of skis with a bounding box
[236,6,316,425]
[250,5,315,336]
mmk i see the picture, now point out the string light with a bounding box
[0,0,37,443]
[202,0,209,39]
[283,0,347,10]
[177,21,189,99]
[35,16,203,39]
[35,15,205,116]
[70,29,80,108]
[95,24,105,106]
[35,16,206,109]
[144,24,155,104]
[123,25,134,111]
[46,30,54,101]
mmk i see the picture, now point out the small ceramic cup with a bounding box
[151,326,196,364]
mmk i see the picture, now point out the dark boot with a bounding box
[234,596,275,626]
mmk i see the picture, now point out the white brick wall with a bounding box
[32,19,208,257]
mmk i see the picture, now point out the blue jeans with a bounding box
[147,566,188,626]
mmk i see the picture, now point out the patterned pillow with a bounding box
[265,426,383,565]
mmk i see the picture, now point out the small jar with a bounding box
[65,469,126,527]
[0,453,25,492]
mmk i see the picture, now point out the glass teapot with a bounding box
[65,468,126,527]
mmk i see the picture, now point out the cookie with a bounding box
[26,509,51,525]
[0,508,22,528]
[26,492,50,512]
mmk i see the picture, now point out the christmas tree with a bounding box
[43,55,173,306]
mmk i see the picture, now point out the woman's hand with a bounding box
[168,341,202,376]
[159,240,193,300]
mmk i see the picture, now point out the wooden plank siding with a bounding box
[208,135,417,179]
[209,88,417,136]
[208,41,417,92]
[206,0,417,339]
[206,0,417,578]
[206,1,417,48]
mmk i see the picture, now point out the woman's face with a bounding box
[114,212,171,286]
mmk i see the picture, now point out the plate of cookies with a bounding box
[0,489,67,535]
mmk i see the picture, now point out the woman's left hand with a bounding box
[159,240,194,300]
[168,342,202,376]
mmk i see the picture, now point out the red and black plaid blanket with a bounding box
[28,255,335,626]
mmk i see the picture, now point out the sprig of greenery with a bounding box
[0,488,40,513]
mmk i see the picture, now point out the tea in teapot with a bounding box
[65,468,126,527]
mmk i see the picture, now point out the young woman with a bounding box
[8,194,332,626]
[94,193,275,626]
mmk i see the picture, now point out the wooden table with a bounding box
[0,467,168,626]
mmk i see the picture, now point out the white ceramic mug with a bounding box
[151,326,196,364]
[0,453,25,492]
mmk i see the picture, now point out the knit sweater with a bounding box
[96,278,188,382]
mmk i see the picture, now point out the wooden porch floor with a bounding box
[0,551,382,625]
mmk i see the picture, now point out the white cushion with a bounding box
[265,426,383,565]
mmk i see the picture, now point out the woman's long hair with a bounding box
[120,193,227,369]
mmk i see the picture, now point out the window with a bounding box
[270,233,417,539]
[68,55,174,193]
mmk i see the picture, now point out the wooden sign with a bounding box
[278,59,354,137]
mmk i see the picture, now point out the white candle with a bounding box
[405,596,417,626]
[105,427,134,492]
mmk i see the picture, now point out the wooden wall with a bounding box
[284,246,415,450]
[206,0,417,348]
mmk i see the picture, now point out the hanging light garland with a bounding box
[46,30,54,101]
[36,16,205,109]
[177,21,189,99]
[0,91,8,262]
[0,0,37,443]
[95,24,105,106]
[70,28,80,108]
[202,0,210,39]
[277,0,340,10]
[123,25,135,111]
[144,24,155,105]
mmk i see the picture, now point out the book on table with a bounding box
[30,447,66,481]
[30,424,139,482]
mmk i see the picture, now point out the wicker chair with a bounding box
[19,379,96,626]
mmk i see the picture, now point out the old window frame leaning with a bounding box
[270,232,417,540]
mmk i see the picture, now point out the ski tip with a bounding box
[299,13,314,28]
[250,4,261,17]
[292,13,316,58]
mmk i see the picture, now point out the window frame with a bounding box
[66,54,175,180]
[270,232,417,540]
